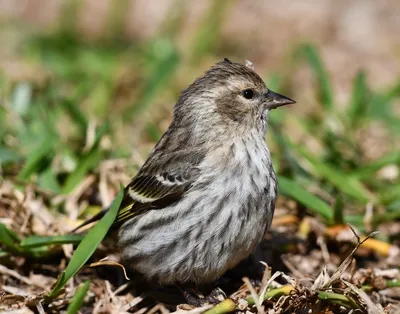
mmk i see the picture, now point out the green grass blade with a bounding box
[66,280,90,314]
[38,166,62,193]
[317,291,359,309]
[353,151,400,179]
[348,70,369,126]
[145,122,163,142]
[380,184,400,205]
[294,146,375,203]
[127,41,179,119]
[20,234,84,248]
[60,98,88,132]
[61,122,108,194]
[333,195,345,225]
[61,149,102,194]
[0,223,22,253]
[18,140,54,181]
[91,121,109,150]
[0,223,52,257]
[278,176,333,222]
[0,147,21,164]
[367,86,400,133]
[47,187,124,299]
[295,43,334,110]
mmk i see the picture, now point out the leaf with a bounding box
[295,43,334,110]
[333,195,345,225]
[0,223,21,253]
[20,234,84,248]
[38,167,61,193]
[145,122,163,142]
[317,291,358,309]
[61,149,102,194]
[18,140,54,181]
[0,147,21,164]
[367,88,400,133]
[294,146,375,203]
[278,176,333,222]
[66,280,90,314]
[61,122,108,194]
[353,151,400,179]
[347,70,369,126]
[0,224,53,258]
[47,187,124,299]
[127,39,179,118]
[60,98,88,132]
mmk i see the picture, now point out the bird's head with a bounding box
[173,59,295,140]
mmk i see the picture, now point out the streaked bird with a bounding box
[77,58,295,285]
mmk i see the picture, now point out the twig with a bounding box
[89,258,130,280]
[242,277,263,313]
[0,264,34,286]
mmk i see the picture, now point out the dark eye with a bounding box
[242,89,254,99]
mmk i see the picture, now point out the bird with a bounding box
[76,58,295,285]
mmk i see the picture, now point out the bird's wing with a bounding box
[70,146,205,233]
[114,149,205,225]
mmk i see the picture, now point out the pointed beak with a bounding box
[264,90,296,110]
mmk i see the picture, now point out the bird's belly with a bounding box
[118,166,275,284]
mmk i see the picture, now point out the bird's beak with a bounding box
[264,90,296,110]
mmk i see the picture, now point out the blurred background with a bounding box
[0,0,400,311]
[1,0,400,251]
[1,0,399,154]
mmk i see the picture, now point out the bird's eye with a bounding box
[242,89,254,99]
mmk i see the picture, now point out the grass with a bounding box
[0,4,399,313]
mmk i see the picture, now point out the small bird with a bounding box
[78,59,295,285]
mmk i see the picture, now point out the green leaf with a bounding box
[347,70,369,126]
[66,280,90,314]
[380,184,400,205]
[317,291,358,309]
[294,146,375,203]
[47,187,124,299]
[353,151,400,179]
[38,167,61,193]
[61,122,109,194]
[127,40,179,118]
[20,234,84,248]
[18,140,54,180]
[60,98,88,132]
[61,149,102,194]
[295,43,334,110]
[0,224,53,258]
[145,122,162,142]
[0,147,21,164]
[0,223,21,253]
[367,87,400,132]
[278,176,333,222]
[333,194,344,224]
